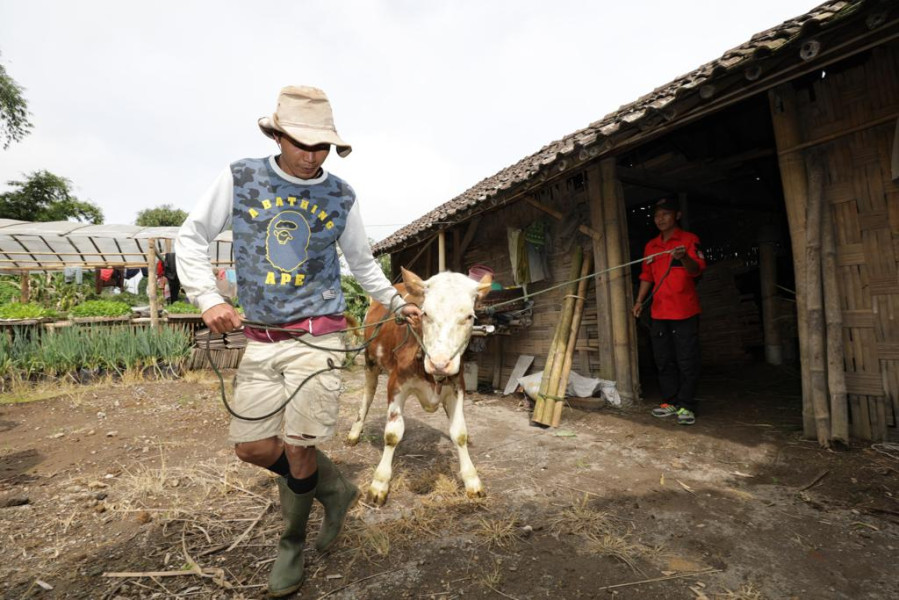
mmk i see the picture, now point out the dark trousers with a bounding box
[650,316,700,412]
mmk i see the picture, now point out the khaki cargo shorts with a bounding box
[228,333,345,447]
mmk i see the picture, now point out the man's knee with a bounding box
[234,439,278,465]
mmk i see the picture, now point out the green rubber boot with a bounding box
[314,450,361,552]
[269,478,314,598]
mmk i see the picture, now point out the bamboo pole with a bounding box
[552,251,594,427]
[534,246,583,425]
[821,190,849,444]
[147,238,160,330]
[804,151,831,447]
[769,84,814,438]
[601,158,635,404]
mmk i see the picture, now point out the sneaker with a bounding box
[676,408,696,425]
[651,403,678,418]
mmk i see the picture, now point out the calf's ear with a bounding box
[401,267,427,298]
[475,273,492,300]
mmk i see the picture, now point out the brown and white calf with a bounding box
[346,267,492,505]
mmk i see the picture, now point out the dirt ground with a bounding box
[1,363,897,600]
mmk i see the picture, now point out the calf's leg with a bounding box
[444,386,484,498]
[346,362,379,445]
[368,377,407,506]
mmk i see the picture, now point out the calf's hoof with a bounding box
[367,482,389,506]
[465,479,486,499]
[345,433,360,446]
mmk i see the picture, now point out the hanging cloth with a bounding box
[507,228,530,286]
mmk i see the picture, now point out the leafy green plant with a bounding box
[0,324,192,389]
[115,291,150,307]
[0,279,20,304]
[0,302,54,319]
[167,301,200,314]
[70,300,132,318]
[341,275,370,326]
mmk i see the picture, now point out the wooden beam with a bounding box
[769,83,814,439]
[524,196,602,241]
[438,231,446,272]
[400,235,437,275]
[600,158,636,404]
[586,164,615,381]
[453,217,481,272]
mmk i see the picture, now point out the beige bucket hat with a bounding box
[258,86,352,157]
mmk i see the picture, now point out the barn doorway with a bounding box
[617,94,801,416]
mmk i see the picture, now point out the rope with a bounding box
[485,248,676,312]
[209,248,680,421]
[206,305,409,422]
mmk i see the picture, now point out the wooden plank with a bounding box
[868,276,899,297]
[503,355,535,395]
[876,343,899,361]
[842,311,875,328]
[858,210,890,231]
[844,372,885,396]
[835,243,865,266]
[824,181,856,205]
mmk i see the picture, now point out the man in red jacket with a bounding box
[632,197,706,425]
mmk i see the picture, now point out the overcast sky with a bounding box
[1,0,818,241]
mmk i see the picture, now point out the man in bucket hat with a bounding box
[176,86,420,597]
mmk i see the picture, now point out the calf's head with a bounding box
[401,267,492,377]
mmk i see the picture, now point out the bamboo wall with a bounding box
[790,44,899,439]
[460,187,600,390]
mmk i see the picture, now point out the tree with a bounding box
[135,204,188,227]
[0,52,33,149]
[0,170,104,223]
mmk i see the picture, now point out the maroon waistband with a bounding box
[244,314,347,343]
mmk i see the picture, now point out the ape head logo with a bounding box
[265,211,311,272]
[273,219,298,245]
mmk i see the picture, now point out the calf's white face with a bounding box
[402,268,491,377]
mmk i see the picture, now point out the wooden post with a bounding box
[601,157,635,404]
[821,190,849,444]
[769,84,814,438]
[804,151,831,447]
[492,337,504,390]
[758,226,782,365]
[147,238,160,330]
[586,164,614,380]
[438,230,446,272]
[20,272,30,303]
[617,176,641,400]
